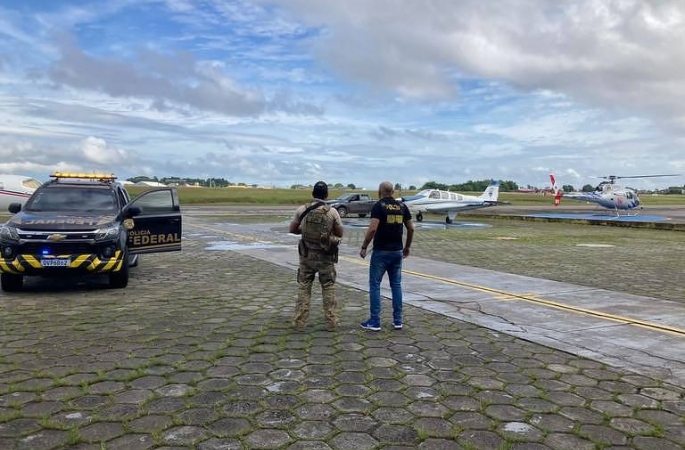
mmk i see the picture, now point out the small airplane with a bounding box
[401,180,502,223]
[0,174,42,212]
[549,173,680,216]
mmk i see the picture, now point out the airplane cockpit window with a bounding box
[429,191,440,199]
[22,178,42,190]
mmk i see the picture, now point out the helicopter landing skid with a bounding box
[592,206,640,218]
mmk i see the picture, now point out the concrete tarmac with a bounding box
[468,204,685,224]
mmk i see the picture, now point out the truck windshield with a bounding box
[336,194,355,201]
[25,187,117,213]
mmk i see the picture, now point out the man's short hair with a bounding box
[379,181,394,197]
[312,181,328,200]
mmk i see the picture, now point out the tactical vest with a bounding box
[301,204,331,251]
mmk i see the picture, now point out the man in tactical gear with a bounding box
[289,181,344,331]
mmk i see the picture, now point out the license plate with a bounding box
[41,258,71,267]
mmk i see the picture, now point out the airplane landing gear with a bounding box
[415,212,423,222]
[445,217,453,224]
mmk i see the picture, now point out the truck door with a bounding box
[126,188,182,254]
[349,195,360,213]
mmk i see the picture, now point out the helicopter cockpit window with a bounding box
[597,182,611,192]
[626,191,634,199]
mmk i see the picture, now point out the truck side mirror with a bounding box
[124,206,142,218]
[8,203,21,214]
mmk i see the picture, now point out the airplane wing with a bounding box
[423,201,496,215]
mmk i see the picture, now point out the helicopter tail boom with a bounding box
[550,174,563,206]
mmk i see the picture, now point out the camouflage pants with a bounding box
[294,251,338,329]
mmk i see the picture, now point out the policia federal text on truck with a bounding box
[0,172,182,292]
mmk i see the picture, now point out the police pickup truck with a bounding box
[328,193,375,218]
[0,172,182,292]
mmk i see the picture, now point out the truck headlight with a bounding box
[95,225,120,241]
[1,245,14,258]
[0,225,19,242]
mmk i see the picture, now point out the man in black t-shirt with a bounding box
[359,181,414,331]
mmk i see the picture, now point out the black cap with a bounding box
[312,181,328,200]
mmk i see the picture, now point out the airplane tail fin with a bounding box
[550,174,562,206]
[478,180,500,202]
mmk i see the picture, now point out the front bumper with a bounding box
[0,250,125,276]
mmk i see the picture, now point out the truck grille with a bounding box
[19,242,96,255]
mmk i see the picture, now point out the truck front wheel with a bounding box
[109,253,130,289]
[1,273,23,292]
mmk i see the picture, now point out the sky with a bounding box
[1,0,684,190]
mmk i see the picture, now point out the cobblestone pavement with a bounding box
[1,220,684,450]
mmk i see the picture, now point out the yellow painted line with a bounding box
[186,221,685,337]
[338,255,685,337]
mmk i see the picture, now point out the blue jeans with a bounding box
[368,249,403,324]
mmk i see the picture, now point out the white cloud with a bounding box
[263,0,685,124]
[80,137,128,165]
[0,0,683,190]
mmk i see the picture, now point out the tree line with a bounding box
[128,176,685,194]
[127,176,238,187]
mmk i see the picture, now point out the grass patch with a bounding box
[121,186,685,207]
[0,188,682,222]
[1,186,682,228]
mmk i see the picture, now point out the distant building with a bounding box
[165,179,188,187]
[135,181,166,187]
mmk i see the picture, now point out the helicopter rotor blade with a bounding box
[614,174,680,180]
[592,174,680,182]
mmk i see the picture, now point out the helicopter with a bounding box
[549,173,680,216]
